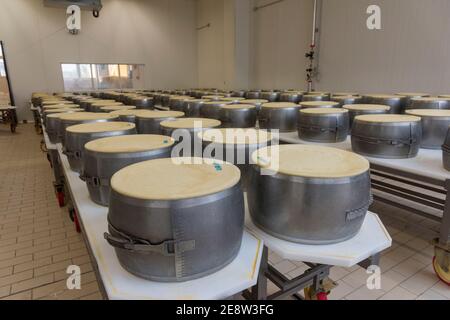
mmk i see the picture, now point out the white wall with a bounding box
[0,0,198,121]
[250,0,314,90]
[316,0,450,94]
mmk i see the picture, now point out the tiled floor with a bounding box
[0,124,448,300]
[0,124,101,300]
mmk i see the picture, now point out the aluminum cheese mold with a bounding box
[248,145,372,245]
[351,114,422,159]
[105,158,245,282]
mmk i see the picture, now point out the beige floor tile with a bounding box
[329,266,351,281]
[379,287,418,300]
[273,260,297,274]
[345,285,386,300]
[429,281,450,299]
[0,286,10,298]
[380,270,407,292]
[341,268,369,288]
[1,290,32,300]
[392,257,427,278]
[11,274,55,294]
[400,267,440,295]
[417,289,448,300]
[327,280,355,300]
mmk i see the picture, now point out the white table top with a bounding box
[246,210,392,268]
[42,124,57,151]
[57,144,263,300]
[280,132,450,182]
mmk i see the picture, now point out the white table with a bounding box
[279,133,450,182]
[56,144,264,300]
[279,131,450,278]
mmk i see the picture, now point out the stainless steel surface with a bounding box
[132,97,154,110]
[407,98,450,111]
[298,110,349,143]
[443,128,450,171]
[169,96,194,112]
[180,99,207,117]
[259,103,301,132]
[351,118,422,159]
[405,112,450,149]
[260,92,281,102]
[302,94,329,102]
[65,126,136,173]
[83,141,173,206]
[280,92,303,103]
[106,182,244,282]
[363,95,404,114]
[246,91,262,99]
[200,101,232,120]
[136,114,184,134]
[332,96,363,107]
[247,165,371,244]
[219,106,257,128]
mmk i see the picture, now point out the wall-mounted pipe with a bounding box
[254,0,285,12]
[306,0,322,92]
[197,23,211,31]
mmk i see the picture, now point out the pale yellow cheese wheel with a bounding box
[333,92,359,97]
[43,104,81,110]
[240,99,269,104]
[221,97,246,102]
[262,102,299,109]
[160,118,221,129]
[42,101,73,105]
[44,108,84,114]
[67,122,135,134]
[199,128,273,145]
[396,92,429,97]
[110,158,241,200]
[221,104,256,110]
[300,101,339,108]
[411,97,446,102]
[100,105,136,112]
[59,112,119,122]
[252,145,370,178]
[110,109,149,117]
[405,109,450,117]
[365,94,403,99]
[202,95,224,100]
[85,134,174,153]
[355,114,421,123]
[47,112,84,119]
[91,102,123,107]
[343,104,390,111]
[300,108,348,115]
[136,111,184,119]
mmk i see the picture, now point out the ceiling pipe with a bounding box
[306,0,322,92]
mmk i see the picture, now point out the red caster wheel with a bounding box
[316,292,328,300]
[57,191,65,207]
[73,210,81,234]
[433,256,450,286]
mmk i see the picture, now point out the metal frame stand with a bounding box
[371,163,450,284]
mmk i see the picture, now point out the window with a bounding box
[61,63,145,92]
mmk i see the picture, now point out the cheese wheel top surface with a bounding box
[300,101,339,107]
[252,145,369,178]
[47,111,84,119]
[199,128,273,145]
[160,118,221,129]
[262,102,299,109]
[300,108,348,115]
[59,112,119,122]
[343,104,391,111]
[85,134,174,153]
[66,121,135,134]
[240,99,269,104]
[136,111,184,119]
[43,104,80,110]
[365,94,403,99]
[396,92,429,97]
[405,109,450,117]
[109,109,149,116]
[111,158,241,200]
[355,114,421,123]
[100,105,136,111]
[44,108,84,114]
[221,104,256,110]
